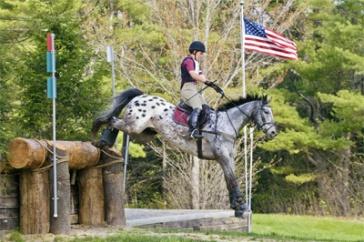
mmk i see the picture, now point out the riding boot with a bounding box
[188,108,203,139]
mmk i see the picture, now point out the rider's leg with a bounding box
[188,108,203,138]
[181,83,207,138]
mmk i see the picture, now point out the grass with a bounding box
[251,213,364,241]
[4,214,364,242]
[149,213,364,242]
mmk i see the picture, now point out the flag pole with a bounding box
[240,0,252,232]
[47,32,58,218]
[240,0,246,98]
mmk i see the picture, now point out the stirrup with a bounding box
[190,129,203,139]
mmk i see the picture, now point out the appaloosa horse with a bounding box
[92,88,277,217]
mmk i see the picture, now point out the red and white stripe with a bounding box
[245,29,298,60]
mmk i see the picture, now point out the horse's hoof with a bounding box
[234,203,248,218]
[234,209,244,218]
[93,140,108,149]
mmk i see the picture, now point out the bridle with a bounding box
[223,95,274,137]
[253,106,275,133]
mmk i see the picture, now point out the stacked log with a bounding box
[101,148,126,226]
[6,137,126,233]
[0,173,19,231]
[8,138,100,170]
[19,170,49,234]
[49,146,70,234]
[78,168,104,225]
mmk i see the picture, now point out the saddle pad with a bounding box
[172,107,189,127]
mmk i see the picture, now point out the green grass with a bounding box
[251,213,364,241]
[148,213,364,242]
[5,214,364,242]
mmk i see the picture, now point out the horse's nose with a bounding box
[268,127,277,138]
[270,129,277,137]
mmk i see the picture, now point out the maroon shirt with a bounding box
[180,56,196,89]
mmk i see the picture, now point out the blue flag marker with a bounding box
[47,77,57,99]
[47,52,56,73]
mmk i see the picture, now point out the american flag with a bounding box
[244,18,298,60]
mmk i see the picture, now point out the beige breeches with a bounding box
[180,82,207,109]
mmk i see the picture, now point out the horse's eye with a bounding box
[263,109,270,114]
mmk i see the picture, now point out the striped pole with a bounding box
[47,32,58,218]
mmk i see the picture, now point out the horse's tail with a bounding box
[92,88,143,134]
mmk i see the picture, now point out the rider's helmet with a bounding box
[189,41,206,53]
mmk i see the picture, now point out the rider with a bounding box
[180,41,209,139]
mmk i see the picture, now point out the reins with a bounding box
[198,83,273,138]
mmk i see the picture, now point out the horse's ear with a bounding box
[262,96,269,105]
[267,96,272,103]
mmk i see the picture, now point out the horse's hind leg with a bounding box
[110,117,128,132]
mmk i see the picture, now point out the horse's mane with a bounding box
[217,94,268,111]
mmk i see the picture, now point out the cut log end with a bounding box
[8,138,47,169]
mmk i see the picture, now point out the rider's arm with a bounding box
[189,70,207,83]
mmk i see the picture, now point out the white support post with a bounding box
[247,127,254,232]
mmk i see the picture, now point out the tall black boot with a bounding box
[188,108,203,139]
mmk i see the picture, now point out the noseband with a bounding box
[254,107,275,132]
[224,98,274,137]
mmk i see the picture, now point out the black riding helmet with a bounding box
[189,41,206,53]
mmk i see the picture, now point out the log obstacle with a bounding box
[4,137,126,234]
[0,173,19,231]
[8,138,100,170]
[49,146,70,234]
[20,170,50,234]
[100,149,126,226]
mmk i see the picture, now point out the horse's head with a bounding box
[252,100,277,139]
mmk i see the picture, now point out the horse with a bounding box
[92,88,277,217]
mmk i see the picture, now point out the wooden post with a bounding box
[19,170,49,234]
[101,148,126,226]
[0,173,19,231]
[49,146,71,234]
[78,167,104,225]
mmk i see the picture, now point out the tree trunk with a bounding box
[78,167,104,225]
[49,146,71,234]
[101,148,126,226]
[8,138,100,170]
[20,170,49,234]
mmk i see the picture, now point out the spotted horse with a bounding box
[92,88,277,217]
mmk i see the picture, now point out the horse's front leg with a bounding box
[217,155,247,218]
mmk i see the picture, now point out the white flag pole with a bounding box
[240,0,248,208]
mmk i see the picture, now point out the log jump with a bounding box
[5,137,126,234]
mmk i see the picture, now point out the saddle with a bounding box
[172,102,210,128]
[173,102,212,159]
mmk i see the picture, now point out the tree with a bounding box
[0,0,107,140]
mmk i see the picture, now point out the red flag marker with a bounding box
[47,33,55,51]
